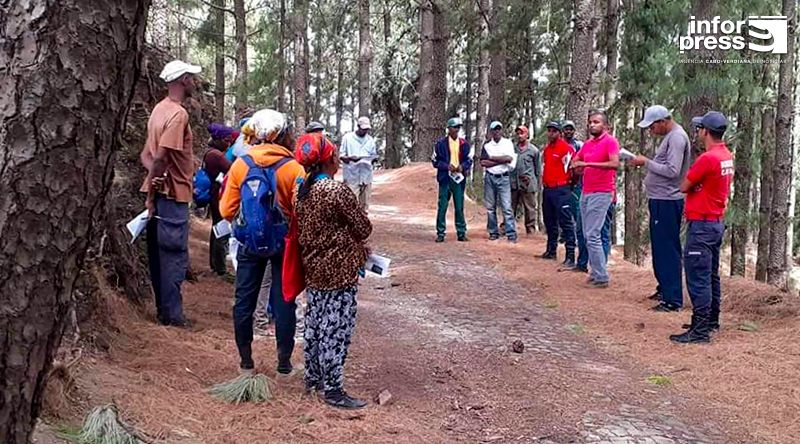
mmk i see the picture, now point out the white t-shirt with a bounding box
[482,137,517,175]
[340,132,377,185]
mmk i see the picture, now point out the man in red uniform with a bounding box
[670,111,733,344]
[540,121,576,264]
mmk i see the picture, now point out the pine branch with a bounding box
[198,0,235,15]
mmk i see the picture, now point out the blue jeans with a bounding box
[649,199,684,307]
[146,196,189,324]
[601,203,614,259]
[234,247,296,369]
[543,185,575,255]
[684,221,724,319]
[581,192,613,283]
[485,173,516,239]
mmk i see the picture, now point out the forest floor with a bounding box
[36,164,800,444]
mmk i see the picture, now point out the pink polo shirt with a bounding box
[577,131,620,194]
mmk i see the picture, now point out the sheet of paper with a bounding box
[364,254,391,277]
[216,172,225,184]
[563,153,573,173]
[449,172,465,184]
[213,220,232,238]
[619,148,636,160]
[126,209,149,244]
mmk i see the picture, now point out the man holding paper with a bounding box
[139,60,201,327]
[480,121,518,242]
[540,121,576,262]
[340,116,377,212]
[571,110,620,288]
[631,105,691,312]
[510,125,541,235]
[432,117,472,243]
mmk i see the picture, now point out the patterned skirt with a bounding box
[303,286,358,392]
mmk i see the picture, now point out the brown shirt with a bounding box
[140,97,194,202]
[296,179,372,290]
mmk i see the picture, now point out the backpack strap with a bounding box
[271,157,293,170]
[241,155,257,169]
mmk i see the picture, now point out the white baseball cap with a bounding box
[160,60,202,83]
[357,116,372,129]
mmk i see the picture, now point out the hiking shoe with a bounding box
[489,234,500,241]
[682,322,720,332]
[648,291,663,301]
[457,235,469,242]
[435,235,445,243]
[560,259,577,270]
[588,280,609,289]
[572,266,588,273]
[277,356,293,375]
[508,237,518,244]
[540,251,557,260]
[652,302,681,312]
[669,329,710,344]
[324,389,367,410]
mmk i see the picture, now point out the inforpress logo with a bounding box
[679,16,788,54]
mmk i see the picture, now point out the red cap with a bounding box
[515,125,529,137]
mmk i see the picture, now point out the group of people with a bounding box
[140,60,375,410]
[435,106,733,344]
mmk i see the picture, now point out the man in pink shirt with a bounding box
[571,110,620,288]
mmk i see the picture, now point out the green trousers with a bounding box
[436,179,467,237]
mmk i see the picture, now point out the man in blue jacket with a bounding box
[432,117,473,243]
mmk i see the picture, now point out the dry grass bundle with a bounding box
[60,404,145,444]
[207,374,274,404]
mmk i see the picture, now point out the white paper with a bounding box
[563,153,573,173]
[449,172,465,184]
[126,209,149,244]
[228,237,240,271]
[216,172,225,184]
[213,220,232,238]
[619,148,636,160]
[364,254,391,277]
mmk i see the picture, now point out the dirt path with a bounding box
[39,165,794,443]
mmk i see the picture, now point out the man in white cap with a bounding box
[340,116,377,211]
[630,105,691,312]
[480,121,518,242]
[139,60,201,327]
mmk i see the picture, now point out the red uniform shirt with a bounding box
[542,138,575,188]
[684,143,734,221]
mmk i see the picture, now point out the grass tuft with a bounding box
[59,404,143,444]
[207,374,273,404]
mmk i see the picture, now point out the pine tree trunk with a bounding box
[623,108,649,265]
[335,54,344,138]
[465,34,474,142]
[358,0,373,117]
[313,36,323,120]
[0,2,149,442]
[603,0,619,107]
[565,0,596,140]
[679,0,716,159]
[730,91,754,277]
[233,0,248,112]
[767,0,796,288]
[293,0,309,130]
[475,0,491,166]
[487,0,506,122]
[756,98,775,280]
[214,0,226,121]
[277,0,287,112]
[382,0,403,168]
[412,0,448,161]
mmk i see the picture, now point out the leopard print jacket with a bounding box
[296,179,372,290]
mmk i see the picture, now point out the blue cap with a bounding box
[546,121,562,131]
[562,120,576,130]
[489,121,503,130]
[447,117,463,128]
[692,111,727,133]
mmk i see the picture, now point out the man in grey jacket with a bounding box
[511,125,541,234]
[631,105,692,312]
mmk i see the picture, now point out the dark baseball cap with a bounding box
[561,120,576,130]
[546,121,562,131]
[692,111,727,133]
[305,121,325,133]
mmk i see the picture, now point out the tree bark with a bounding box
[767,0,796,288]
[729,85,754,277]
[335,54,344,138]
[679,0,716,159]
[383,0,403,168]
[465,33,474,143]
[313,33,323,120]
[292,0,309,130]
[603,0,619,107]
[756,84,775,281]
[412,0,448,161]
[276,0,287,112]
[358,0,373,117]
[475,0,491,168]
[233,0,248,112]
[623,108,649,265]
[0,1,149,442]
[565,0,596,140]
[214,0,226,121]
[487,0,506,122]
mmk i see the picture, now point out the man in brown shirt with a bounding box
[140,60,201,327]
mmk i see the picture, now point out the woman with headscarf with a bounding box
[294,133,372,409]
[219,109,306,376]
[205,123,236,277]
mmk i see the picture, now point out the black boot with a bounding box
[682,313,720,332]
[277,354,293,375]
[561,251,577,270]
[540,250,556,260]
[670,314,711,344]
[324,389,367,410]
